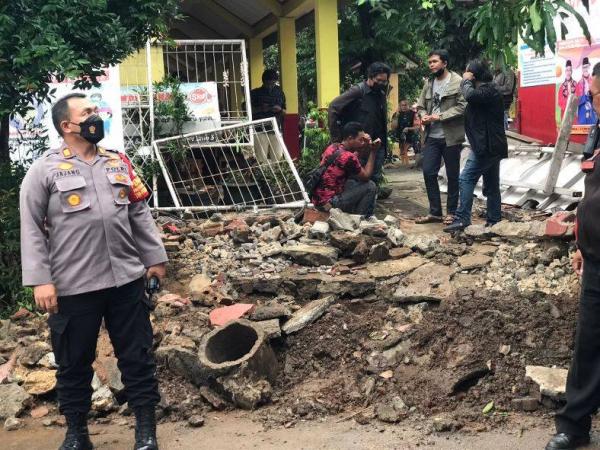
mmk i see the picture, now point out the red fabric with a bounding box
[311,144,362,206]
[118,153,150,202]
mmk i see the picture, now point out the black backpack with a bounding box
[303,147,342,198]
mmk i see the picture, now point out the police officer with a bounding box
[546,63,600,450]
[20,93,167,450]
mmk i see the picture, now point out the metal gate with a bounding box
[119,39,253,207]
[152,118,309,212]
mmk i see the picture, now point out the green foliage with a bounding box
[368,0,591,68]
[153,75,192,137]
[0,0,180,160]
[299,103,330,178]
[0,118,48,317]
[0,0,179,118]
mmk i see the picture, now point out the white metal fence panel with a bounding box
[152,118,309,212]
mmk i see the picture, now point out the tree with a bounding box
[0,0,180,162]
[359,0,591,67]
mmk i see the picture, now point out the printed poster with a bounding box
[555,0,600,133]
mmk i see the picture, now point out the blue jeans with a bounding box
[454,152,502,226]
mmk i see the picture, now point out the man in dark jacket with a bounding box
[328,62,391,183]
[444,60,508,233]
[545,62,600,450]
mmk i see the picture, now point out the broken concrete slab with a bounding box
[392,263,454,303]
[389,247,412,259]
[156,345,212,386]
[218,376,272,410]
[403,234,440,254]
[282,244,338,266]
[250,304,292,321]
[0,384,31,419]
[352,239,370,264]
[209,304,255,327]
[471,244,499,256]
[490,221,532,238]
[253,319,282,339]
[20,342,51,367]
[366,256,427,280]
[525,365,568,400]
[386,227,405,247]
[199,386,229,410]
[309,221,330,240]
[360,220,388,237]
[369,242,390,262]
[282,296,336,335]
[92,385,117,412]
[328,208,361,232]
[317,274,376,298]
[457,254,492,271]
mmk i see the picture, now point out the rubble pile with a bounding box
[0,208,582,433]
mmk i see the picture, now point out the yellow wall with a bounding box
[119,46,165,87]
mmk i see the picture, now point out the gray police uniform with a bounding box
[20,143,167,415]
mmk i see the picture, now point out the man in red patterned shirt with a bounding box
[312,122,380,217]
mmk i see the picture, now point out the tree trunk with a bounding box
[0,114,10,164]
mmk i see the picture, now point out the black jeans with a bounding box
[421,137,462,217]
[48,278,159,415]
[555,257,600,437]
[331,179,377,217]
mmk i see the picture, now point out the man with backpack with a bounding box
[328,62,391,184]
[311,122,380,217]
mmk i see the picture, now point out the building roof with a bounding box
[172,0,315,40]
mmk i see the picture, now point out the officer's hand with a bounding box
[34,284,58,314]
[572,249,584,277]
[147,263,166,283]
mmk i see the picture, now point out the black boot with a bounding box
[59,413,93,450]
[133,407,159,450]
[545,433,590,449]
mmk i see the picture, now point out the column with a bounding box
[249,37,264,90]
[315,0,340,108]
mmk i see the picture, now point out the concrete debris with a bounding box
[328,208,361,232]
[525,365,568,400]
[4,416,24,431]
[0,384,31,419]
[188,414,205,427]
[309,221,330,240]
[281,296,336,335]
[368,242,390,262]
[253,319,282,339]
[457,254,492,271]
[20,342,51,367]
[92,385,117,412]
[198,320,278,382]
[250,304,292,321]
[283,244,338,267]
[392,263,454,303]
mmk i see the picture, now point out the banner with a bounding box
[9,66,124,157]
[554,0,600,133]
[519,44,557,87]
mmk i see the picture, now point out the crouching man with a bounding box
[312,122,381,217]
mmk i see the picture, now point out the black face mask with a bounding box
[71,114,104,144]
[433,67,446,78]
[373,82,388,93]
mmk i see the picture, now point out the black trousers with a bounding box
[556,257,600,437]
[421,137,462,217]
[48,278,159,415]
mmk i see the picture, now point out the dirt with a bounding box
[251,288,578,430]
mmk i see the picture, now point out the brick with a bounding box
[302,208,330,224]
[544,218,568,237]
[209,304,255,327]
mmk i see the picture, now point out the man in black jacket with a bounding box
[545,62,600,450]
[328,62,391,183]
[444,60,508,233]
